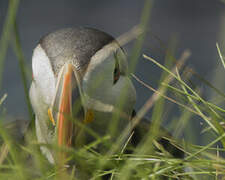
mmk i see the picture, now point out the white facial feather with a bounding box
[30,45,56,164]
[32,45,56,105]
[82,42,136,115]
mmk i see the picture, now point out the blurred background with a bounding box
[0,0,225,144]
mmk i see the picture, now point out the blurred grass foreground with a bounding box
[0,0,225,179]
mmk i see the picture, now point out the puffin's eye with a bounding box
[113,60,120,84]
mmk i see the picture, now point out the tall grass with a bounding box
[0,0,225,179]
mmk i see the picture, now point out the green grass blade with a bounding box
[129,0,153,73]
[12,22,33,123]
[0,0,20,89]
[143,54,225,136]
[216,42,225,69]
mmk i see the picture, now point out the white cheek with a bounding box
[82,58,115,112]
[83,56,114,98]
[29,82,55,164]
[81,42,136,114]
[29,82,49,120]
[32,44,56,105]
[82,62,136,114]
[111,76,136,112]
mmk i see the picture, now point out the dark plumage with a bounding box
[131,110,184,158]
[39,27,114,75]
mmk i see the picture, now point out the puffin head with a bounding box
[29,27,136,163]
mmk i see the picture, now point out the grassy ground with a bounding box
[0,0,225,179]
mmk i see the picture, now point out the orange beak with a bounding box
[48,64,75,156]
[57,64,73,147]
[47,63,94,163]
